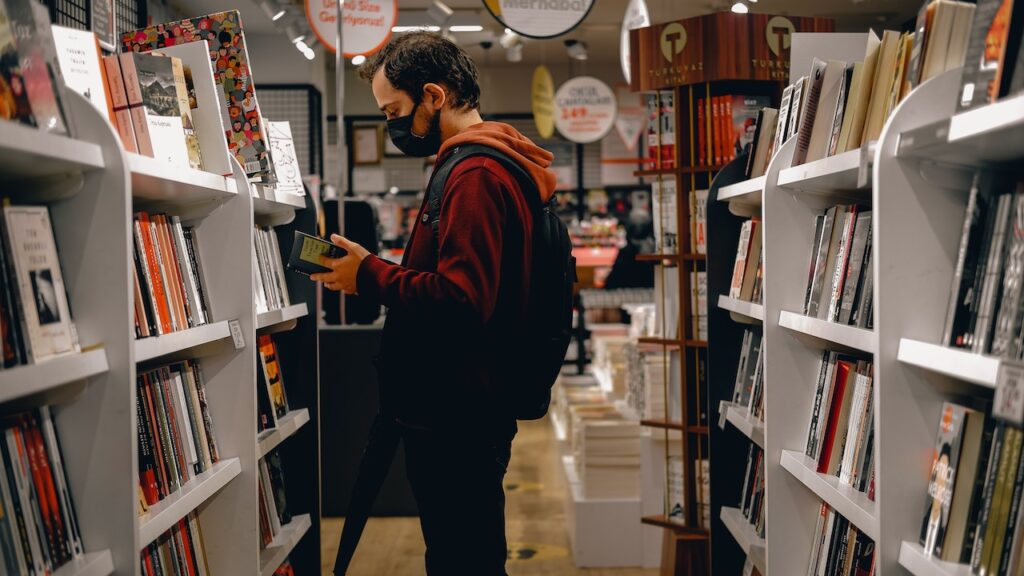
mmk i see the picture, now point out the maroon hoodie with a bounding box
[356,122,557,435]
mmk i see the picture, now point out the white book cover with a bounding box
[668,455,685,521]
[3,206,78,362]
[653,178,678,254]
[694,189,709,255]
[147,113,190,169]
[50,25,109,121]
[267,121,306,195]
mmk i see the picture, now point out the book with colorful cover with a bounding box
[258,334,289,419]
[0,0,34,127]
[6,0,68,134]
[730,95,772,160]
[122,10,273,180]
[920,402,970,557]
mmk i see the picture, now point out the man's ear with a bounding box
[422,83,447,110]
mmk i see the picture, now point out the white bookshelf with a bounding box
[259,514,313,576]
[257,408,311,458]
[722,403,765,448]
[898,92,1024,165]
[718,175,766,216]
[720,506,766,574]
[252,184,307,224]
[717,294,764,322]
[897,541,975,576]
[51,551,116,576]
[134,320,235,363]
[0,119,104,180]
[0,348,109,404]
[779,450,878,540]
[897,338,999,389]
[137,458,242,548]
[128,152,238,208]
[777,148,870,196]
[256,302,310,332]
[778,310,876,354]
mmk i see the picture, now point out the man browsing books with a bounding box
[312,32,557,576]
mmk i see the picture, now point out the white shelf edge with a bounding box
[777,148,864,190]
[52,550,115,576]
[134,321,235,364]
[137,457,242,548]
[253,184,307,213]
[128,153,238,199]
[898,541,975,576]
[718,176,766,203]
[259,513,313,576]
[780,450,878,541]
[256,303,309,331]
[0,348,109,404]
[0,122,105,173]
[778,310,876,354]
[720,506,766,568]
[717,295,765,322]
[948,92,1024,145]
[897,338,998,389]
[257,408,311,459]
[724,405,765,448]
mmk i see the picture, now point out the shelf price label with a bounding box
[229,320,246,350]
[995,360,1024,426]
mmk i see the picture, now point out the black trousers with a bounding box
[401,425,513,576]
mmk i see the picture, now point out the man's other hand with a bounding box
[311,234,370,294]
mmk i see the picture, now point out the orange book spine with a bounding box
[724,96,734,162]
[139,213,173,334]
[119,53,154,157]
[711,96,722,165]
[101,55,139,154]
[155,215,189,330]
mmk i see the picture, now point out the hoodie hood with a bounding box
[438,121,558,202]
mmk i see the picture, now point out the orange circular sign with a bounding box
[305,0,397,57]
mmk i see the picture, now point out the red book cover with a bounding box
[143,374,170,498]
[27,420,68,563]
[20,422,60,564]
[723,96,734,162]
[177,518,198,576]
[137,213,173,335]
[136,386,160,505]
[697,98,706,166]
[817,360,853,473]
[712,96,722,165]
[155,215,189,329]
[101,55,139,153]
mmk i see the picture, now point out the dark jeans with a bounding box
[401,425,513,576]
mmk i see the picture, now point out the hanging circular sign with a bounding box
[532,66,555,139]
[613,84,646,151]
[305,0,397,57]
[482,0,596,39]
[554,76,616,144]
[620,0,649,84]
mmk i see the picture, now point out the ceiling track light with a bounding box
[426,0,454,25]
[499,29,520,49]
[392,25,442,33]
[259,0,283,21]
[449,25,483,32]
[351,54,367,65]
[731,1,749,13]
[506,43,523,63]
[565,39,588,61]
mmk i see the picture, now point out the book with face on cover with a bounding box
[5,0,69,134]
[0,0,35,128]
[258,334,289,419]
[122,11,274,181]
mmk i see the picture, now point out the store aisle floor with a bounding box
[321,417,657,575]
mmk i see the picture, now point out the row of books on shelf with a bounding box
[802,205,873,328]
[133,212,211,339]
[731,329,765,422]
[943,176,1024,356]
[257,334,291,433]
[696,95,771,168]
[0,204,79,366]
[136,360,220,509]
[728,219,764,305]
[627,348,681,422]
[0,408,82,575]
[805,353,875,495]
[254,225,291,314]
[651,269,708,342]
[807,504,876,575]
[644,91,676,169]
[258,449,290,548]
[918,402,1024,575]
[651,181,708,256]
[140,513,208,576]
[738,445,765,540]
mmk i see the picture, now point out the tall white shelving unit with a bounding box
[0,66,318,572]
[709,53,1024,573]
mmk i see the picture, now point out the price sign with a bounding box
[482,0,594,39]
[229,319,246,350]
[306,0,397,57]
[554,76,616,144]
[995,360,1024,425]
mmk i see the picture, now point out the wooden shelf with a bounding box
[637,337,682,349]
[686,339,709,348]
[897,338,998,389]
[259,513,313,576]
[778,311,876,354]
[777,148,871,197]
[256,303,310,333]
[0,348,109,405]
[636,253,681,262]
[720,506,766,573]
[129,153,237,209]
[137,458,242,548]
[897,541,974,576]
[52,550,115,576]
[134,321,235,364]
[717,176,766,206]
[682,253,707,261]
[635,164,726,177]
[780,450,878,540]
[897,92,1024,165]
[717,295,764,322]
[0,121,104,181]
[257,408,311,459]
[640,515,710,538]
[641,419,707,435]
[722,403,764,448]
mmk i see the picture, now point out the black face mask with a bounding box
[386,102,442,158]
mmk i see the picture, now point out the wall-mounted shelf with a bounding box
[720,506,766,574]
[898,92,1024,166]
[257,303,309,333]
[52,550,115,576]
[259,513,313,576]
[897,541,974,576]
[717,295,764,322]
[896,338,998,389]
[778,311,876,354]
[0,121,104,180]
[257,408,311,459]
[129,153,237,208]
[777,148,870,197]
[718,176,766,207]
[134,321,236,364]
[0,348,109,405]
[137,458,242,549]
[780,450,877,540]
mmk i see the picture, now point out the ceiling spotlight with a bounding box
[286,26,305,43]
[392,25,442,32]
[426,0,454,25]
[506,43,523,63]
[302,47,315,60]
[449,25,483,32]
[565,39,588,61]
[731,1,749,13]
[499,29,520,49]
[351,54,366,65]
[260,0,283,21]
[305,36,319,50]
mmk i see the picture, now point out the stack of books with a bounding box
[943,176,1024,356]
[133,212,212,339]
[633,350,681,421]
[254,225,291,314]
[591,335,632,397]
[804,353,875,495]
[136,360,221,508]
[0,205,80,366]
[258,449,291,548]
[729,219,764,305]
[257,335,291,433]
[731,329,765,421]
[801,205,873,328]
[0,408,83,574]
[140,512,209,576]
[739,445,766,539]
[577,419,641,499]
[695,95,772,167]
[644,91,676,169]
[917,402,1024,574]
[806,504,876,574]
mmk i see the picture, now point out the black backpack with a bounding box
[426,143,576,420]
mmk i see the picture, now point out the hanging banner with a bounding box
[306,0,397,57]
[554,76,616,144]
[620,0,649,84]
[613,84,646,151]
[532,66,555,139]
[482,0,595,39]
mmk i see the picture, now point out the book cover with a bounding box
[7,0,69,134]
[961,0,1023,109]
[730,95,771,160]
[941,410,990,562]
[839,211,872,325]
[793,59,828,167]
[123,10,274,180]
[164,55,203,171]
[826,205,859,322]
[861,30,902,144]
[258,334,289,419]
[722,96,734,163]
[806,60,847,165]
[645,92,659,167]
[132,53,190,168]
[658,89,675,169]
[971,423,1007,572]
[817,359,856,475]
[712,95,722,166]
[652,178,677,254]
[694,189,708,255]
[826,64,853,158]
[740,220,762,301]
[101,55,139,153]
[0,0,34,127]
[730,219,754,299]
[920,402,969,556]
[840,32,881,153]
[266,450,291,525]
[991,188,1024,357]
[51,26,110,122]
[774,84,793,157]
[788,76,807,144]
[807,207,839,318]
[974,191,1014,353]
[667,455,685,521]
[751,108,778,178]
[696,97,706,166]
[266,121,305,195]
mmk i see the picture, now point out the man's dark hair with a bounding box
[359,32,481,110]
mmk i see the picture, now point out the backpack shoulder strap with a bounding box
[426,144,544,248]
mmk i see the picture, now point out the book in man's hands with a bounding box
[286,231,344,276]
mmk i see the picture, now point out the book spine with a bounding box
[828,207,859,322]
[100,54,139,154]
[153,216,187,331]
[998,429,1024,573]
[973,423,1006,572]
[191,362,219,463]
[697,98,706,167]
[182,364,212,471]
[840,212,872,325]
[136,214,172,335]
[183,228,212,321]
[712,96,722,166]
[119,53,153,157]
[975,193,1014,353]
